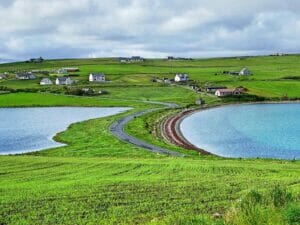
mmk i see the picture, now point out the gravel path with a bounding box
[109,101,184,157]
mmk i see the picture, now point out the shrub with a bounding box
[269,185,293,208]
[283,204,300,224]
[240,190,262,210]
[224,186,296,225]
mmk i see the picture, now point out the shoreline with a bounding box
[163,100,300,157]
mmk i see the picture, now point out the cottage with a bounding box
[119,57,129,63]
[89,73,105,82]
[29,57,44,63]
[16,72,36,80]
[57,67,79,74]
[0,74,7,79]
[130,56,144,62]
[206,86,227,93]
[174,73,189,82]
[55,77,74,85]
[239,67,251,76]
[215,89,241,97]
[40,78,53,85]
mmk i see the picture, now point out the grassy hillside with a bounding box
[1,55,300,98]
[0,55,300,224]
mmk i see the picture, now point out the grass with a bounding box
[0,156,299,225]
[0,55,300,224]
[224,186,300,225]
[0,92,150,108]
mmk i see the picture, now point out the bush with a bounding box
[284,204,300,224]
[240,190,262,210]
[269,185,293,208]
[164,214,224,225]
[224,186,296,225]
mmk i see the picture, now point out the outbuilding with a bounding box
[205,86,227,93]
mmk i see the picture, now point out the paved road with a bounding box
[109,102,185,157]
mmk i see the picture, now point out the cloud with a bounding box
[0,0,299,60]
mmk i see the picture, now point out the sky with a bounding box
[0,0,300,61]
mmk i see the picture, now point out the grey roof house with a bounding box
[16,72,36,80]
[55,77,74,85]
[89,73,105,82]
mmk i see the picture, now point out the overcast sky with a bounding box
[0,0,300,60]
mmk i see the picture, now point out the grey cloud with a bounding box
[0,0,299,60]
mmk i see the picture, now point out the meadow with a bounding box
[0,55,299,224]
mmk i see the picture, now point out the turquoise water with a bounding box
[180,103,300,160]
[0,107,129,155]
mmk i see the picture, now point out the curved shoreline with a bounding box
[163,100,300,157]
[163,107,213,155]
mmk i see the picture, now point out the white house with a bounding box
[40,78,53,85]
[89,73,105,82]
[55,77,74,85]
[215,89,241,97]
[239,68,251,76]
[174,73,189,82]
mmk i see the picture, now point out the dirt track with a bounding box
[163,109,211,155]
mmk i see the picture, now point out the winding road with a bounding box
[109,101,185,157]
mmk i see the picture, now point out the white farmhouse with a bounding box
[174,73,189,82]
[40,78,53,85]
[55,77,74,85]
[239,68,251,76]
[89,73,105,82]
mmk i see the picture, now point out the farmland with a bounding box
[0,55,300,224]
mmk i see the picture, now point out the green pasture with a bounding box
[0,55,300,224]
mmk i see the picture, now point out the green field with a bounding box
[0,55,300,225]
